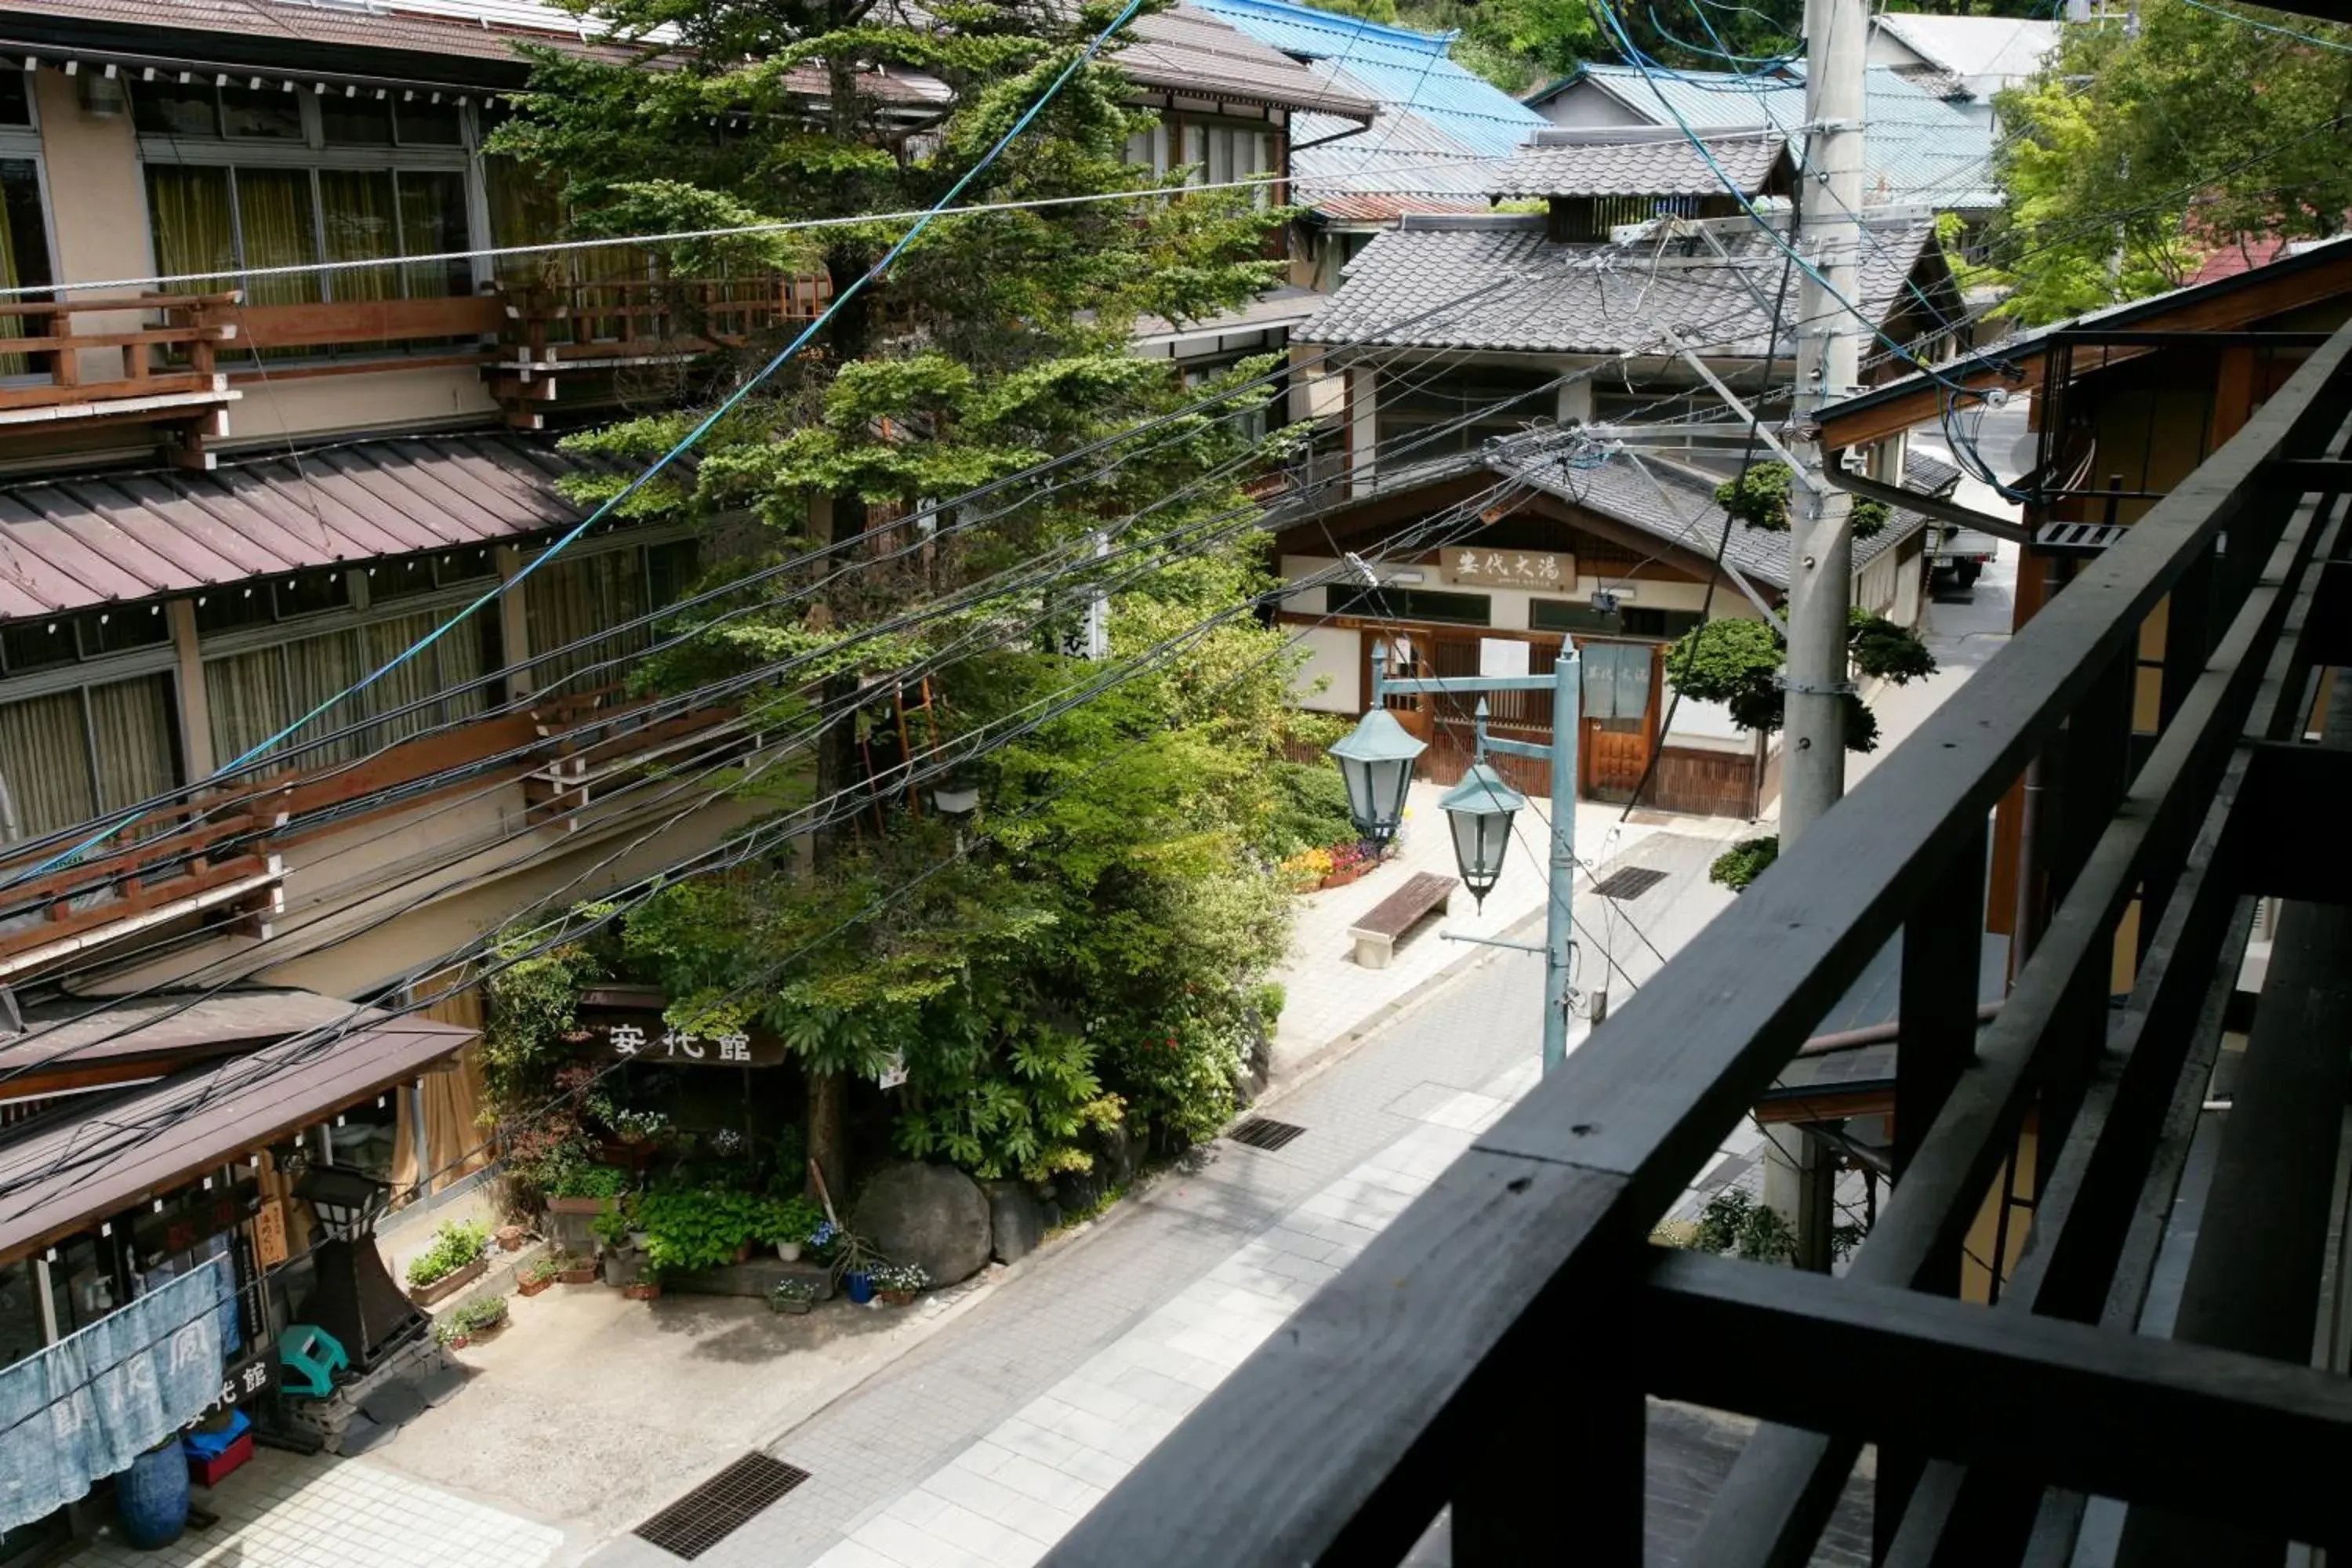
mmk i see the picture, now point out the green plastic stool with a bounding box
[277,1325,348,1397]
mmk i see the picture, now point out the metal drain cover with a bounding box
[634,1454,811,1560]
[1229,1116,1306,1151]
[1589,866,1668,902]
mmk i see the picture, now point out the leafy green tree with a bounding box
[1983,0,2352,324]
[492,0,1317,1187]
[1663,604,1936,753]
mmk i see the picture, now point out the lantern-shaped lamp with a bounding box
[1328,708,1427,849]
[1438,763,1524,909]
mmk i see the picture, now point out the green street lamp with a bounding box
[1328,706,1427,849]
[1437,761,1525,911]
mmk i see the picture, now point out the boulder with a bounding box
[982,1181,1045,1266]
[852,1162,993,1285]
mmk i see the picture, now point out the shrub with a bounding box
[636,1184,807,1274]
[546,1163,630,1200]
[1260,761,1356,858]
[1709,837,1780,891]
[405,1220,490,1288]
[450,1294,510,1335]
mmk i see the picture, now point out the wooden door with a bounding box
[1577,640,1661,802]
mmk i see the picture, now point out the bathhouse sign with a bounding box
[1441,548,1571,588]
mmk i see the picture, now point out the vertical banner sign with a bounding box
[252,1200,289,1269]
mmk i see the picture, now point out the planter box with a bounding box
[1315,863,1375,892]
[545,1196,616,1217]
[557,1264,599,1286]
[517,1276,553,1298]
[623,1283,661,1301]
[666,1256,835,1301]
[407,1255,485,1308]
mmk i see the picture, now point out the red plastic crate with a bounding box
[187,1431,252,1488]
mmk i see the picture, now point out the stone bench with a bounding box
[1347,872,1458,969]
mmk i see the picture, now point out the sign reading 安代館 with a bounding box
[579,1019,789,1069]
[1441,548,1572,589]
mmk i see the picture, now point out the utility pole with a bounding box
[1762,0,1868,1269]
[1780,0,1868,847]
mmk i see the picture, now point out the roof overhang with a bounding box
[1817,238,2352,451]
[0,1011,474,1265]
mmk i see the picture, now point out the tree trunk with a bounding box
[808,1068,850,1203]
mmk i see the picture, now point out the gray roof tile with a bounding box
[1488,129,1791,200]
[1294,216,1944,360]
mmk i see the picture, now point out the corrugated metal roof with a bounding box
[1487,128,1791,199]
[1185,0,1545,158]
[1294,214,1944,360]
[1871,13,2059,103]
[0,1011,474,1262]
[1555,64,2002,211]
[1290,67,1499,221]
[0,433,601,622]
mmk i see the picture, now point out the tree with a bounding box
[1981,0,2352,325]
[1663,604,1937,754]
[492,0,1316,1189]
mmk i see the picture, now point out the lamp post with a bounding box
[1329,644,1582,1074]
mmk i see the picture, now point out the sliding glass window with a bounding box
[0,74,54,379]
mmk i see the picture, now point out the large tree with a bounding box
[1982,0,2352,324]
[491,0,1333,1190]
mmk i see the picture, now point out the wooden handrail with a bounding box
[1052,320,2352,1564]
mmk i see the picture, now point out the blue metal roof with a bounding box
[1568,62,2001,210]
[1184,0,1546,158]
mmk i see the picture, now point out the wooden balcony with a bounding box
[0,272,833,456]
[0,292,242,460]
[0,683,752,981]
[1060,321,2352,1563]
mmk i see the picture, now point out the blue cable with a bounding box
[12,0,1149,889]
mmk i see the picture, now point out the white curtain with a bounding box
[88,675,178,819]
[0,691,93,842]
[205,648,290,774]
[283,630,365,767]
[364,612,445,745]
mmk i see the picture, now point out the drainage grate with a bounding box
[634,1454,811,1560]
[1590,866,1668,902]
[1229,1116,1307,1151]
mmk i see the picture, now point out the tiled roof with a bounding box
[1490,439,1942,589]
[1117,5,1377,118]
[1293,214,1944,360]
[1539,63,2002,212]
[0,433,609,621]
[1187,0,1546,157]
[1486,127,1790,199]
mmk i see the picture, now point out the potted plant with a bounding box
[611,1108,670,1147]
[517,1255,562,1298]
[873,1262,928,1307]
[764,1196,823,1262]
[829,1230,884,1305]
[624,1267,661,1303]
[495,1224,527,1253]
[404,1220,491,1307]
[441,1293,510,1348]
[544,1163,630,1217]
[556,1253,599,1286]
[590,1206,633,1254]
[768,1278,818,1316]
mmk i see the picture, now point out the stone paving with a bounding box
[77,1447,562,1568]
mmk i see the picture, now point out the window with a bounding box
[1327,585,1490,626]
[1123,115,1277,205]
[0,158,54,379]
[201,604,500,771]
[524,538,699,694]
[1530,599,1701,640]
[0,605,170,673]
[1376,366,1560,459]
[0,69,31,128]
[0,673,180,844]
[136,82,477,331]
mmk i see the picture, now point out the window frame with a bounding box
[133,90,485,318]
[0,654,187,844]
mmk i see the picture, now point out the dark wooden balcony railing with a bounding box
[1057,321,2352,1563]
[0,684,750,978]
[0,292,240,422]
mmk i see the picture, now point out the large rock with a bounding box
[982,1181,1044,1266]
[852,1162,992,1285]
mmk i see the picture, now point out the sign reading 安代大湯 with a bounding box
[1440,548,1572,589]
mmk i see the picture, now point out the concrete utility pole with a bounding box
[1779,0,1868,847]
